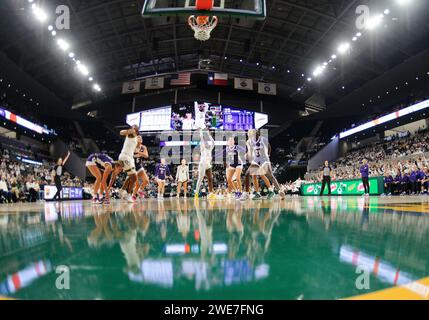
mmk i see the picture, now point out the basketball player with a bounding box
[134,136,149,199]
[194,128,216,200]
[155,158,173,200]
[241,129,285,201]
[194,102,208,130]
[86,153,114,203]
[176,159,190,198]
[118,125,140,203]
[225,136,245,199]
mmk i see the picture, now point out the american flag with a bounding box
[170,73,191,86]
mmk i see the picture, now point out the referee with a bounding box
[320,160,333,196]
[53,151,71,201]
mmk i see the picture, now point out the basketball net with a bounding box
[188,0,218,41]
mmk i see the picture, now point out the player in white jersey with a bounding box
[194,128,215,199]
[118,125,140,203]
[194,102,208,130]
[176,159,190,198]
[241,129,285,201]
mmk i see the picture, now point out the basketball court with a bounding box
[1,196,428,300]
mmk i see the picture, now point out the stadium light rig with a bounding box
[25,1,102,94]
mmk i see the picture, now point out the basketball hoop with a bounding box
[188,15,218,41]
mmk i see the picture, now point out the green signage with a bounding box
[301,177,384,196]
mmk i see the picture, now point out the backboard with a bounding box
[142,0,267,19]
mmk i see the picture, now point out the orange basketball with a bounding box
[196,15,209,25]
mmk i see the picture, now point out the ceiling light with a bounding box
[312,66,324,77]
[77,64,89,76]
[57,38,70,51]
[365,14,384,30]
[93,84,101,92]
[337,43,350,54]
[32,4,48,22]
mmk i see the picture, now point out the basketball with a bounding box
[196,15,209,25]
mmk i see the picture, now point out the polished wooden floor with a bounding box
[0,195,428,300]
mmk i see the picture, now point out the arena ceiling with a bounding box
[1,0,429,110]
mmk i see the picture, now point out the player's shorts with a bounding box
[118,153,136,175]
[249,160,271,175]
[177,178,188,183]
[86,154,113,169]
[157,179,166,183]
[227,162,244,169]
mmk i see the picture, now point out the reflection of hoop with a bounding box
[188,15,218,41]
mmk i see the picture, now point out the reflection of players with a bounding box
[194,102,208,129]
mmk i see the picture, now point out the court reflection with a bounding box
[0,197,428,299]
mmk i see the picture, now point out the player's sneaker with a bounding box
[240,193,250,202]
[279,190,286,200]
[208,193,217,200]
[235,192,242,200]
[127,195,137,203]
[92,196,98,204]
[252,192,262,200]
[120,190,128,199]
[267,191,275,199]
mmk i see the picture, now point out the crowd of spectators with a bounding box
[0,148,82,203]
[306,127,429,195]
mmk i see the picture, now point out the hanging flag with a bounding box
[234,78,253,91]
[170,73,191,86]
[258,82,277,95]
[121,80,141,94]
[208,72,228,86]
[145,77,165,90]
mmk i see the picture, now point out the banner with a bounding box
[145,77,165,90]
[208,72,228,86]
[301,177,384,196]
[122,81,141,94]
[258,82,277,95]
[171,73,191,86]
[234,78,253,91]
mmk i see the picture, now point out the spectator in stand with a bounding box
[0,176,11,203]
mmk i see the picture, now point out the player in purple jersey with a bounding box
[155,158,173,200]
[86,153,122,204]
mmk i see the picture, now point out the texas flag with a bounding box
[208,72,228,86]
